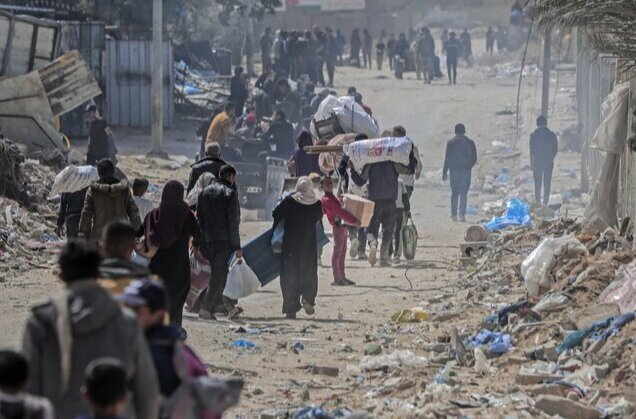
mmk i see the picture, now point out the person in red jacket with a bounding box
[320,177,360,286]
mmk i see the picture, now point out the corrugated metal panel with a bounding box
[104,39,173,128]
[58,21,105,139]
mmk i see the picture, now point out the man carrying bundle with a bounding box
[349,136,417,267]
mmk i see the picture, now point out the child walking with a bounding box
[320,177,360,286]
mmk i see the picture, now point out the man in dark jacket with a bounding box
[262,110,295,160]
[530,115,558,206]
[350,146,417,267]
[444,32,461,84]
[443,123,478,222]
[22,240,159,419]
[79,159,141,240]
[57,187,88,239]
[187,143,227,193]
[229,67,248,117]
[85,105,115,166]
[197,165,243,321]
[417,29,435,84]
[260,27,273,67]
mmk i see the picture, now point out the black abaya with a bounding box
[273,196,323,314]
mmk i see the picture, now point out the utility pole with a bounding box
[149,0,167,158]
[244,0,255,76]
[541,28,552,119]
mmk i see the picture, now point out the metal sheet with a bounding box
[104,39,173,128]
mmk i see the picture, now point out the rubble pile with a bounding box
[259,219,636,418]
[0,138,61,276]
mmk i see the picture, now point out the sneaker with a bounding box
[451,215,458,222]
[301,299,315,315]
[459,215,467,222]
[227,306,243,320]
[349,238,359,258]
[357,253,368,260]
[368,245,378,267]
[393,256,401,264]
[286,312,297,319]
[379,259,390,267]
[198,309,216,321]
[344,278,356,285]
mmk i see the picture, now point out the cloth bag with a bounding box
[402,216,418,260]
[223,256,260,300]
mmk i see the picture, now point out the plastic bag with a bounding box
[521,235,587,297]
[271,221,284,254]
[485,197,532,231]
[50,165,98,196]
[223,256,261,300]
[343,137,413,171]
[402,217,418,260]
[599,260,636,314]
[391,307,429,323]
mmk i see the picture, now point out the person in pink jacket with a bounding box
[320,177,360,286]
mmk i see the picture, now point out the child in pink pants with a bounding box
[320,177,360,286]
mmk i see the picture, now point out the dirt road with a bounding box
[1,38,581,417]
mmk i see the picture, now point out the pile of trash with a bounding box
[0,138,62,275]
[277,218,636,418]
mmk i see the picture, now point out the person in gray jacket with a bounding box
[21,240,160,419]
[530,115,558,206]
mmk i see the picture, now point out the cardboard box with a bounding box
[342,194,375,227]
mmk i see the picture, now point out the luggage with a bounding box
[402,216,418,260]
[223,256,261,299]
[344,136,413,171]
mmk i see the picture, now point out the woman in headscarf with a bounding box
[292,131,321,177]
[273,176,323,319]
[143,180,201,332]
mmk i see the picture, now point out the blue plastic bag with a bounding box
[231,339,256,349]
[485,198,532,231]
[271,221,284,254]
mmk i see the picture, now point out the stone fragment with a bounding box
[535,395,600,419]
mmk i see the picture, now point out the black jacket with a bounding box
[197,179,241,250]
[263,120,295,159]
[443,136,477,176]
[351,153,417,202]
[187,157,227,193]
[529,126,558,170]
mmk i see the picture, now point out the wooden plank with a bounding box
[304,145,344,154]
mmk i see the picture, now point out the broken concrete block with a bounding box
[516,371,563,385]
[535,395,600,419]
[570,303,620,330]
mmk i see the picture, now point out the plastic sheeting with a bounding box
[585,82,630,229]
[599,259,636,314]
[50,165,98,196]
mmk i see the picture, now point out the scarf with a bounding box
[144,180,191,249]
[291,176,318,206]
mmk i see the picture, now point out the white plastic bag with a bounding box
[344,137,413,171]
[223,256,260,300]
[521,235,587,297]
[50,165,98,196]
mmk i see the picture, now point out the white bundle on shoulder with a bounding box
[50,165,99,196]
[344,137,413,171]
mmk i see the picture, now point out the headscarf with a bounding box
[144,180,191,249]
[186,173,215,206]
[291,176,318,205]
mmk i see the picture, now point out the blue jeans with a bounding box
[450,170,471,217]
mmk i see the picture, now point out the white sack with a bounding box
[50,165,99,196]
[311,95,380,139]
[344,137,413,171]
[591,82,629,154]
